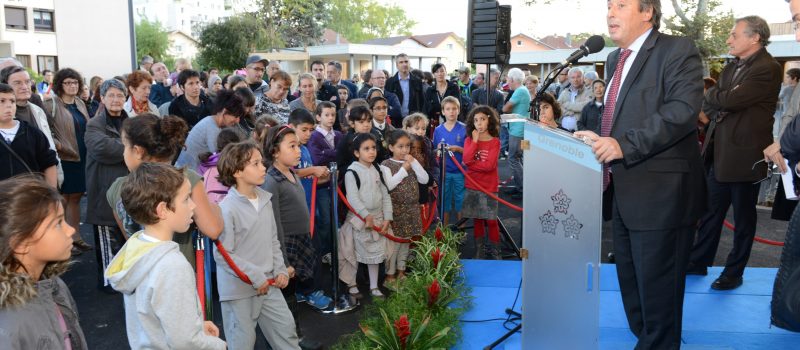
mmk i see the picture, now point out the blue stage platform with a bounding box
[455,260,800,350]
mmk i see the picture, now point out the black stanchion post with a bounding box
[321,162,358,314]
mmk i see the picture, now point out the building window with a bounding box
[15,55,31,68]
[517,40,522,46]
[5,6,27,30]
[33,9,54,31]
[447,43,454,50]
[37,55,58,73]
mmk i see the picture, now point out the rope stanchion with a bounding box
[309,177,318,238]
[195,236,206,320]
[447,151,523,212]
[722,220,784,247]
[336,187,430,243]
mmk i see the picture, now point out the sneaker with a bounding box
[295,292,308,304]
[349,286,363,299]
[370,288,385,298]
[306,290,332,310]
[321,253,331,265]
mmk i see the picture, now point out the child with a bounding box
[0,83,58,186]
[404,113,440,205]
[287,109,330,209]
[107,113,223,271]
[380,129,429,288]
[433,96,467,225]
[336,84,349,112]
[370,96,394,163]
[261,126,327,348]
[252,114,279,146]
[198,127,246,204]
[308,101,343,264]
[106,163,226,349]
[0,176,87,349]
[335,105,377,180]
[337,98,368,135]
[214,141,299,349]
[461,106,502,259]
[340,133,393,298]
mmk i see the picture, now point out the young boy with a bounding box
[369,96,394,162]
[308,101,343,265]
[106,163,226,350]
[432,96,466,225]
[288,109,329,208]
[0,83,58,186]
[214,141,299,349]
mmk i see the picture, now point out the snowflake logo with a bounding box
[551,189,572,214]
[539,210,559,236]
[563,214,583,240]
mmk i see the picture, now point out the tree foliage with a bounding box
[196,14,269,72]
[326,0,417,43]
[135,19,171,64]
[664,0,733,74]
[257,0,329,48]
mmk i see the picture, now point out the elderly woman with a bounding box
[84,79,131,291]
[43,68,92,253]
[501,68,530,199]
[123,70,159,117]
[290,72,321,113]
[424,62,461,132]
[255,70,292,124]
[579,79,606,133]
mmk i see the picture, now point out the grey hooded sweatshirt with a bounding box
[105,231,226,350]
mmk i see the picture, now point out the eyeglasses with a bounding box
[63,81,79,86]
[752,159,782,185]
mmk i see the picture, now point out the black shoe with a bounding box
[685,263,708,276]
[711,275,743,290]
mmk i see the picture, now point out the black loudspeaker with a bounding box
[467,0,512,64]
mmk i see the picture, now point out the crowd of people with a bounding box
[2,1,800,348]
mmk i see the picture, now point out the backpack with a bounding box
[336,163,388,224]
[203,167,230,204]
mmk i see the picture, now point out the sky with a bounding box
[379,0,793,39]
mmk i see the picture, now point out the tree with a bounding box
[326,0,417,43]
[664,0,733,75]
[196,14,270,72]
[257,0,329,48]
[135,19,171,64]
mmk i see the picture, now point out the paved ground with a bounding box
[63,160,789,349]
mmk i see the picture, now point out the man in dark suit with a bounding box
[575,0,705,348]
[326,60,358,99]
[687,16,783,290]
[386,53,424,125]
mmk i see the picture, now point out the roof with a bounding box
[321,28,350,45]
[362,35,416,46]
[511,33,556,49]
[168,30,199,44]
[538,35,585,50]
[360,32,462,48]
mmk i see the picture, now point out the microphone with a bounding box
[560,35,605,66]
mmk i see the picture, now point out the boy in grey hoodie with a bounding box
[105,163,226,350]
[214,141,299,349]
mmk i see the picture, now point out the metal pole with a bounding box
[321,162,358,314]
[128,0,138,71]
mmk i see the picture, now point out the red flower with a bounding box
[431,247,443,268]
[394,314,410,349]
[428,279,441,307]
[435,227,443,241]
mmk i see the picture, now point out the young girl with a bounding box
[198,127,246,204]
[380,130,429,288]
[339,133,393,298]
[0,176,88,349]
[461,106,502,259]
[404,113,440,205]
[107,113,223,269]
[261,125,329,345]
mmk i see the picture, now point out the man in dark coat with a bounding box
[687,16,783,291]
[386,53,424,125]
[575,0,706,347]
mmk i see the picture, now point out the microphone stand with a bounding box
[530,63,571,122]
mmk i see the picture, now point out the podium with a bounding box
[520,121,602,349]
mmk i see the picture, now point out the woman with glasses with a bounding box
[43,68,93,254]
[255,70,292,125]
[84,79,131,292]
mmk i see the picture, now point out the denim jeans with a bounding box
[508,135,524,190]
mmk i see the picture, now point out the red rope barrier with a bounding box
[447,152,524,212]
[336,186,428,243]
[214,240,276,285]
[196,247,206,320]
[309,177,318,238]
[722,220,785,247]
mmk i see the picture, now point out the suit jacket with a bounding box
[703,48,782,182]
[386,72,425,117]
[606,30,706,231]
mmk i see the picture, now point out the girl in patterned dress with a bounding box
[380,130,429,288]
